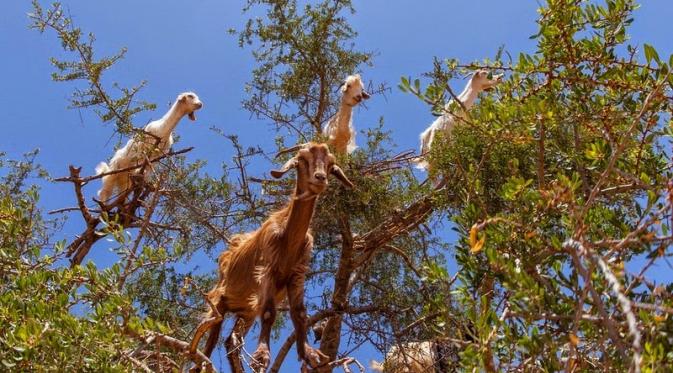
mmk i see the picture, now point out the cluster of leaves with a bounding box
[0,150,227,371]
[402,0,673,370]
[0,154,136,371]
[237,0,373,136]
[8,2,251,371]
[6,0,673,372]
[29,0,155,135]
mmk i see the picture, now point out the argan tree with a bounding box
[2,0,672,372]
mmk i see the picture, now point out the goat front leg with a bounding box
[251,282,279,372]
[288,272,328,369]
[225,316,254,373]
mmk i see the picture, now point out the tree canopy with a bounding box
[2,0,672,372]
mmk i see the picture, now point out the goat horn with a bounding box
[275,143,308,159]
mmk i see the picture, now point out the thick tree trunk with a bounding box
[318,212,355,371]
[317,191,441,370]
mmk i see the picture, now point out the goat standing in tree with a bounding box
[322,74,370,154]
[189,143,354,373]
[96,92,203,203]
[416,70,502,171]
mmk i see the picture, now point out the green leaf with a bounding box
[644,43,660,64]
[399,76,413,93]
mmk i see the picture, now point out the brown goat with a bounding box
[189,143,353,372]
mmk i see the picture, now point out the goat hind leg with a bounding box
[188,295,227,373]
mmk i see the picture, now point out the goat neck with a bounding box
[333,98,353,131]
[282,173,319,249]
[454,79,483,111]
[154,100,188,138]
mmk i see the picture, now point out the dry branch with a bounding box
[53,147,193,266]
[127,329,216,373]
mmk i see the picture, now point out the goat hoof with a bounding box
[251,344,270,372]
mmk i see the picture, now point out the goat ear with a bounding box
[179,95,187,103]
[330,165,354,188]
[270,158,298,179]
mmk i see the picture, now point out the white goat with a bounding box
[416,70,502,171]
[371,340,458,373]
[322,74,370,154]
[96,92,203,203]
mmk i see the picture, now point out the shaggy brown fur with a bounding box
[189,143,353,373]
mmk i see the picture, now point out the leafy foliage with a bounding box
[29,0,155,135]
[0,155,135,371]
[4,0,673,372]
[237,0,373,136]
[402,0,673,370]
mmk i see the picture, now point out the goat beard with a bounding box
[188,111,196,121]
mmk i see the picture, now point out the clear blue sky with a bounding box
[1,1,672,371]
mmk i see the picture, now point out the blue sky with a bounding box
[2,0,672,371]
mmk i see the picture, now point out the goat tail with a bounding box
[95,161,110,175]
[95,162,113,201]
[370,360,385,372]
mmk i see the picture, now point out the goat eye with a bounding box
[187,94,194,99]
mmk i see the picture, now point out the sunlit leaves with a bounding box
[29,1,155,135]
[403,0,673,370]
[644,43,660,65]
[236,0,372,135]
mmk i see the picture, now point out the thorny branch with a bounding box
[126,328,215,373]
[270,305,380,373]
